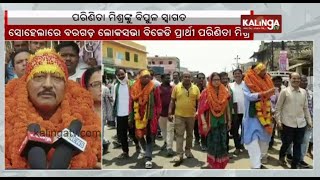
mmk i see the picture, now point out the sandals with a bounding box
[185,151,194,158]
[145,161,152,169]
[173,156,183,167]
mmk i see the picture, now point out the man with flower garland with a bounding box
[5,48,101,169]
[242,63,275,169]
[130,69,161,169]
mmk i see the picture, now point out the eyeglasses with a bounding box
[212,79,221,82]
[90,81,102,89]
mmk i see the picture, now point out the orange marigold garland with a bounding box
[244,68,274,135]
[5,77,101,169]
[207,83,230,118]
[131,78,155,132]
[131,79,155,106]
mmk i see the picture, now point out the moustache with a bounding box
[38,90,56,97]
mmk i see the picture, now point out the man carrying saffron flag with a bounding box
[130,69,161,169]
[242,63,275,169]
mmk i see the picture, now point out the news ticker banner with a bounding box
[4,10,282,40]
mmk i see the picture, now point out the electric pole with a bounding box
[234,55,240,69]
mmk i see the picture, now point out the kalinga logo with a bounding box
[241,15,282,33]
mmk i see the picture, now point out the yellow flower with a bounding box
[134,101,148,130]
[136,110,147,129]
[134,102,139,109]
[266,118,271,124]
[259,117,267,126]
[257,112,262,116]
[255,102,262,109]
[266,101,271,106]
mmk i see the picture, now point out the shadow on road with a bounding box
[102,158,112,167]
[128,161,164,169]
[178,157,206,168]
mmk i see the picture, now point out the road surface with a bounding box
[102,126,313,169]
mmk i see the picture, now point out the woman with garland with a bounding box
[198,72,231,169]
[242,63,275,169]
[5,48,101,169]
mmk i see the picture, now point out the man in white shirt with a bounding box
[275,72,312,169]
[229,69,245,155]
[149,69,161,87]
[112,68,140,159]
[55,41,82,83]
[170,71,181,87]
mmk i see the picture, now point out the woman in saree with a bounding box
[198,72,232,169]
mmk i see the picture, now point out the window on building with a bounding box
[134,54,138,63]
[152,61,155,64]
[107,48,113,58]
[169,61,172,65]
[125,52,130,61]
[160,61,163,65]
[148,61,151,65]
[116,52,124,61]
